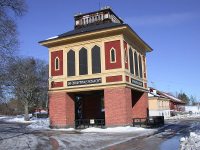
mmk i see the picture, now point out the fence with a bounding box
[75,119,105,129]
[133,116,164,128]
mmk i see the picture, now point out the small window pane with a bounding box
[79,48,88,75]
[139,55,143,78]
[92,45,101,74]
[134,52,139,76]
[129,48,134,74]
[111,49,115,62]
[55,58,59,70]
[67,50,75,76]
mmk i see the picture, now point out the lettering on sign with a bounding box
[131,78,143,87]
[67,78,102,86]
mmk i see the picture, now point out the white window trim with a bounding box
[55,57,60,71]
[110,47,116,63]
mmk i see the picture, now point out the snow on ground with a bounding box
[7,117,36,123]
[52,128,75,131]
[27,118,50,129]
[0,116,7,119]
[166,114,200,120]
[81,126,147,133]
[1,115,153,133]
[180,132,200,150]
[0,115,50,129]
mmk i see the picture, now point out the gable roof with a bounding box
[39,22,153,52]
[149,87,185,104]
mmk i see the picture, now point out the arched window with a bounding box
[92,45,101,74]
[139,55,143,78]
[134,52,139,76]
[67,50,75,76]
[55,57,59,70]
[129,48,134,74]
[79,48,88,75]
[110,48,116,63]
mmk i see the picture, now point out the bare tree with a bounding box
[0,0,27,102]
[8,57,48,120]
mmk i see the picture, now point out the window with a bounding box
[124,48,128,63]
[92,45,101,74]
[67,50,75,76]
[55,57,59,70]
[139,55,143,78]
[129,48,134,74]
[134,52,139,76]
[110,48,116,63]
[79,48,88,75]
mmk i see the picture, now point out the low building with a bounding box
[148,87,185,118]
[148,88,171,118]
[39,7,153,128]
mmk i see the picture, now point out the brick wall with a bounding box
[49,92,75,128]
[132,91,148,118]
[104,87,132,126]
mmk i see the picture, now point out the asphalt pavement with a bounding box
[0,119,199,150]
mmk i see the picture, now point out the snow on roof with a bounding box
[161,92,183,103]
[46,36,58,40]
[148,87,184,103]
[148,87,167,98]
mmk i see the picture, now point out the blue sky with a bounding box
[17,0,200,100]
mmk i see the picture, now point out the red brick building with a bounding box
[39,7,152,128]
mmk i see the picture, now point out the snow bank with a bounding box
[180,132,200,150]
[52,128,75,131]
[27,118,50,129]
[81,126,147,133]
[166,114,200,120]
[6,116,36,123]
[0,116,7,120]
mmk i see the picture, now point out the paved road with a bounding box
[104,119,200,150]
[0,120,154,150]
[0,119,199,150]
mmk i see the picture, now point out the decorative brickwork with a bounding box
[49,92,74,128]
[51,50,63,76]
[104,87,132,126]
[105,40,122,70]
[106,75,122,83]
[51,81,64,88]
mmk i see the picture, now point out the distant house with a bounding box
[148,87,185,118]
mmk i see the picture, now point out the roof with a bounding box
[161,92,185,104]
[148,87,185,104]
[39,22,153,51]
[39,23,122,43]
[59,23,123,38]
